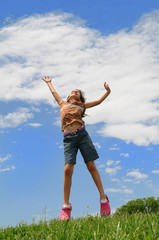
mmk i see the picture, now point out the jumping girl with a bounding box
[42,76,111,220]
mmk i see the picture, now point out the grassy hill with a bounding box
[0,212,159,239]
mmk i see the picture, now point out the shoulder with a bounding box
[75,101,85,112]
[59,100,67,108]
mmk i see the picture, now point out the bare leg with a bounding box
[86,161,106,200]
[63,164,74,205]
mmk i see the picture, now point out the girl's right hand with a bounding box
[42,76,52,83]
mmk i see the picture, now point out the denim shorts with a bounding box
[63,127,99,165]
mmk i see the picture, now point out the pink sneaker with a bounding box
[59,203,72,220]
[100,195,111,216]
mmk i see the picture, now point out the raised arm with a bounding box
[42,76,63,105]
[85,82,111,109]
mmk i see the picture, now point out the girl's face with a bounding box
[69,89,81,100]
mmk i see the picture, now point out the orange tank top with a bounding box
[59,98,85,132]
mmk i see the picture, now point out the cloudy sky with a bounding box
[0,0,159,227]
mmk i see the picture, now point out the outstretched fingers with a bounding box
[42,76,52,82]
[104,82,111,92]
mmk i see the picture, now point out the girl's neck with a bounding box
[68,96,81,102]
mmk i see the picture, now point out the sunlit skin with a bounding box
[42,76,111,120]
[42,75,111,205]
[69,89,81,100]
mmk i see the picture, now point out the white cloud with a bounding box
[115,161,120,165]
[106,160,114,166]
[111,178,120,182]
[52,117,61,127]
[97,164,105,169]
[151,170,159,174]
[127,169,148,179]
[0,166,15,173]
[105,187,134,194]
[123,178,140,184]
[93,142,101,149]
[31,106,41,112]
[106,160,120,166]
[0,11,159,145]
[27,123,42,127]
[109,147,120,151]
[59,146,64,149]
[146,147,153,151]
[98,124,159,146]
[0,154,16,173]
[120,153,129,157]
[0,154,11,163]
[105,166,121,176]
[0,108,33,128]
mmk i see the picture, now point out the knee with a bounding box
[86,161,97,173]
[64,164,74,176]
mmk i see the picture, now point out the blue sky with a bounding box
[0,0,159,227]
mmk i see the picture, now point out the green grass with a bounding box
[0,213,159,240]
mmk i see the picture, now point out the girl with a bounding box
[42,76,111,220]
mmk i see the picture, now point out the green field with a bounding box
[0,212,159,240]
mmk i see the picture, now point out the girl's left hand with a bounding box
[104,82,111,92]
